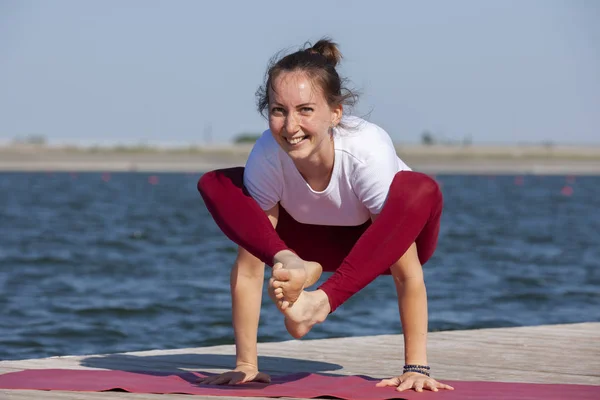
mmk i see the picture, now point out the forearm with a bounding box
[397,277,429,365]
[230,262,264,367]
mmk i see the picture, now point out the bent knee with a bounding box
[391,171,442,204]
[197,170,217,196]
[197,167,245,196]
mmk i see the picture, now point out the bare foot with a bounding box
[270,252,322,308]
[268,263,285,307]
[281,289,331,339]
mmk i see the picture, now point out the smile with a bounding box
[286,136,307,145]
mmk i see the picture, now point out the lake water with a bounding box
[1,172,599,361]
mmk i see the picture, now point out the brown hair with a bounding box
[256,38,358,120]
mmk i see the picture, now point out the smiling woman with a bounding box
[197,38,453,393]
[265,70,342,191]
[255,42,350,188]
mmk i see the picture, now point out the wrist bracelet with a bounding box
[403,364,431,377]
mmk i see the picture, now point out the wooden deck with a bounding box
[1,322,599,399]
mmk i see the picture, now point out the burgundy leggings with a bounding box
[197,167,442,312]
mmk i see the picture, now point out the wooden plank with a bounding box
[1,323,599,399]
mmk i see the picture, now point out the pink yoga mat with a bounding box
[0,369,598,399]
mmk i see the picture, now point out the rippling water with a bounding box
[1,172,599,360]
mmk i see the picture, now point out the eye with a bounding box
[270,107,285,115]
[300,107,314,113]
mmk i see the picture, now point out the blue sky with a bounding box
[1,0,598,146]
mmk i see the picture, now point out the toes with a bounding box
[271,280,285,289]
[272,267,291,281]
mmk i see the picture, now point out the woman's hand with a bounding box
[376,372,454,392]
[198,364,271,385]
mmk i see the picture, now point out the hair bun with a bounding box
[308,38,342,67]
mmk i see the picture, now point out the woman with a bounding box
[197,38,453,393]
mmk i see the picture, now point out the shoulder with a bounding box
[245,129,282,173]
[245,130,283,183]
[335,117,396,164]
[243,130,283,209]
[248,129,280,159]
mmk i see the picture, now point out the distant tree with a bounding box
[462,135,472,147]
[542,140,554,149]
[12,134,47,145]
[420,131,435,146]
[234,133,261,144]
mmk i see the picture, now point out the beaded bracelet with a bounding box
[403,364,431,377]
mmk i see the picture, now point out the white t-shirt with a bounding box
[243,116,411,226]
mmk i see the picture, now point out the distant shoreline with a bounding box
[1,144,600,174]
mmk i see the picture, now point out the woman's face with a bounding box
[268,71,342,162]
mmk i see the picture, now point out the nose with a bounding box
[284,113,300,134]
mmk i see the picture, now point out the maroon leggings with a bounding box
[197,167,442,312]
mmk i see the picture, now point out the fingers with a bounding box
[423,381,439,392]
[437,382,454,390]
[376,375,454,392]
[255,372,272,383]
[198,372,242,386]
[199,375,228,385]
[197,375,217,385]
[227,374,245,385]
[214,375,237,385]
[199,371,271,386]
[423,379,454,391]
[413,381,424,392]
[395,379,414,392]
[375,377,400,387]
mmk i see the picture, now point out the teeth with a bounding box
[287,136,305,145]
